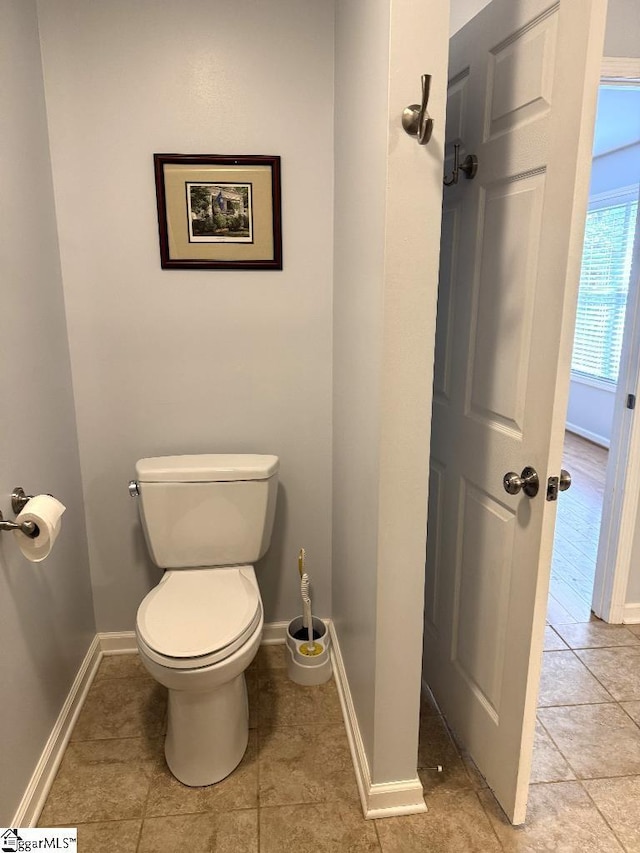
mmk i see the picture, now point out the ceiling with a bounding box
[592,86,640,158]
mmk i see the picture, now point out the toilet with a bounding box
[130,453,279,787]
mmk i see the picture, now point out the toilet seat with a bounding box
[136,566,262,670]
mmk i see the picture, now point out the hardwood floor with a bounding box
[547,431,608,624]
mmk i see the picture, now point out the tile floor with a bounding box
[39,624,640,852]
[38,434,640,850]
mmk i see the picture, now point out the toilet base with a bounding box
[165,671,250,787]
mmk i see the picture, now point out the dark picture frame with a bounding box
[154,154,282,270]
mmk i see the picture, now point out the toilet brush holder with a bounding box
[285,616,332,686]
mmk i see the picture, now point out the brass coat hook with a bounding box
[444,143,478,186]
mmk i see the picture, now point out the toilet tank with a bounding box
[134,454,279,569]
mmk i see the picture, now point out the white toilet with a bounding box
[130,453,279,787]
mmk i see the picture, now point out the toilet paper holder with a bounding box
[0,487,40,538]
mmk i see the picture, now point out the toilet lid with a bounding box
[136,567,261,663]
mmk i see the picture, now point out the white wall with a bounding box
[603,0,640,57]
[333,0,448,787]
[566,142,640,447]
[451,0,638,47]
[449,0,491,34]
[602,0,640,610]
[37,0,335,631]
[566,380,615,446]
[0,0,95,822]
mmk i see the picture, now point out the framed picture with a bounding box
[154,154,282,270]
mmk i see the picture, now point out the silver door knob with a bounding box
[503,466,540,498]
[559,469,571,491]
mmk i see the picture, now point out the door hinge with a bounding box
[627,393,636,410]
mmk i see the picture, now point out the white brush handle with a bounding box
[301,573,313,644]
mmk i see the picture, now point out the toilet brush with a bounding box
[298,548,321,656]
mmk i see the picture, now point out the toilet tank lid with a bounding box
[136,454,279,483]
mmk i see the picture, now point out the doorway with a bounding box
[549,80,640,626]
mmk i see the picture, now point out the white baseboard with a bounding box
[261,620,289,644]
[329,621,427,819]
[565,422,610,449]
[12,635,103,827]
[98,630,137,654]
[97,622,293,651]
[623,603,640,624]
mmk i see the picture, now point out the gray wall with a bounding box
[0,0,95,822]
[333,0,448,785]
[332,0,390,766]
[37,0,335,631]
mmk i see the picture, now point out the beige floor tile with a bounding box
[138,810,258,853]
[146,730,258,816]
[418,715,475,794]
[247,669,257,730]
[71,677,166,741]
[576,647,640,701]
[419,685,441,719]
[39,738,157,825]
[626,624,640,636]
[74,820,141,852]
[258,722,358,806]
[376,789,501,853]
[258,670,342,728]
[458,750,489,790]
[537,704,640,778]
[543,626,568,651]
[537,651,612,707]
[94,653,149,680]
[554,622,640,650]
[583,776,640,851]
[255,643,287,671]
[621,700,640,725]
[530,720,575,783]
[480,782,624,851]
[260,802,380,853]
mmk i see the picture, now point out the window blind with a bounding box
[571,193,638,385]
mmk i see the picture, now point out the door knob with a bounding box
[503,466,540,498]
[559,469,571,491]
[546,468,572,501]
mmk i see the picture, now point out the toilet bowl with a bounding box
[130,454,279,786]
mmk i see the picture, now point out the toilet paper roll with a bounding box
[13,494,66,562]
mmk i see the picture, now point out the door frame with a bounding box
[592,57,640,624]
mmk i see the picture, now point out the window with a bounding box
[571,188,639,385]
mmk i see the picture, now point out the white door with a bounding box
[423,0,607,824]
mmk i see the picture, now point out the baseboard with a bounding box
[622,603,640,624]
[565,422,609,449]
[329,621,427,819]
[97,623,293,651]
[98,630,137,654]
[12,635,103,827]
[261,621,289,644]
